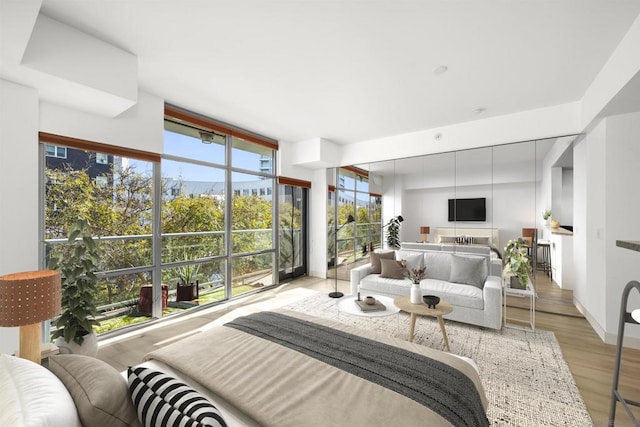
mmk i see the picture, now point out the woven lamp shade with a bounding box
[0,270,61,326]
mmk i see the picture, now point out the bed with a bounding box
[1,309,489,427]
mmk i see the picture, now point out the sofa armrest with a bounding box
[490,259,502,277]
[350,264,372,294]
[483,276,502,308]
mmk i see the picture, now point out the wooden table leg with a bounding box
[437,315,450,351]
[408,313,417,342]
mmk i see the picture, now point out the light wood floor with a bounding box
[98,276,640,427]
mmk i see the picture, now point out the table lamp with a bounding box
[0,270,61,364]
[420,226,430,243]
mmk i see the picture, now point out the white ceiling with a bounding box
[7,1,640,145]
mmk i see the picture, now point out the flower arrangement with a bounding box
[402,262,427,285]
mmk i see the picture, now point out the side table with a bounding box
[394,296,453,351]
[503,277,536,330]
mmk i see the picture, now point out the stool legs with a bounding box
[537,244,552,279]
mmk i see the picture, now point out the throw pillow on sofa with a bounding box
[380,258,406,279]
[396,250,423,270]
[449,254,488,289]
[370,251,395,274]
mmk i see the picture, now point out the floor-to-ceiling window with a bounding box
[41,106,279,335]
[278,178,309,282]
[41,133,158,333]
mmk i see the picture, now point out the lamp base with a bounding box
[328,291,344,298]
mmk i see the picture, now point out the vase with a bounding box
[54,332,98,357]
[410,284,422,304]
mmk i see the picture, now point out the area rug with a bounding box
[284,293,593,427]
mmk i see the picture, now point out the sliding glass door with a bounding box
[278,184,307,281]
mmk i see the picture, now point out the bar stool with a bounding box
[522,228,537,278]
[537,239,552,280]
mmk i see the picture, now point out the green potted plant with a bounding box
[502,238,532,289]
[174,262,200,302]
[47,219,101,356]
[385,215,403,249]
[543,210,551,225]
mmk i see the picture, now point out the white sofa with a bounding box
[350,246,503,330]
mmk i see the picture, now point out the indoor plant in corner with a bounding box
[502,238,532,290]
[48,219,101,356]
[385,216,403,249]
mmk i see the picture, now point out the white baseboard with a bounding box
[574,297,640,350]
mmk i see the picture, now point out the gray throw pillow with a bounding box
[449,254,488,289]
[424,252,453,281]
[370,251,395,274]
[380,258,406,279]
[49,354,142,427]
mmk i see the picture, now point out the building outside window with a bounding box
[44,144,67,158]
[96,153,109,164]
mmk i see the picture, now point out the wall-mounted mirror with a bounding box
[348,136,573,256]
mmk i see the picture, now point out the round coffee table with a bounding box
[336,294,399,318]
[393,296,453,351]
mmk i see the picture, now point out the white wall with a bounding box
[561,168,574,225]
[573,113,640,346]
[604,112,640,342]
[0,79,40,354]
[40,91,164,154]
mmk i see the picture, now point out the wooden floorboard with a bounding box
[98,276,640,426]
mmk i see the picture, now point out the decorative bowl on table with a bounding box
[364,296,376,305]
[423,295,440,308]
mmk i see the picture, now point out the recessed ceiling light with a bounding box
[433,65,448,75]
[473,107,486,114]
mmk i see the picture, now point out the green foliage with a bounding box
[502,238,532,287]
[543,210,551,220]
[48,219,101,345]
[385,217,402,249]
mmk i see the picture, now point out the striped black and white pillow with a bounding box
[128,366,227,427]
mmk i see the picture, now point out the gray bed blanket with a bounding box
[226,311,488,427]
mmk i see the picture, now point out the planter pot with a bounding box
[410,284,422,304]
[55,332,98,357]
[176,283,199,302]
[510,276,527,290]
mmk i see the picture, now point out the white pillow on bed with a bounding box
[0,353,82,427]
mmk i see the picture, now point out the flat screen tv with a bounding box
[448,198,486,222]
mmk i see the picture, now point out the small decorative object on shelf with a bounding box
[550,219,560,229]
[423,295,440,309]
[357,284,361,301]
[543,210,551,226]
[364,296,376,305]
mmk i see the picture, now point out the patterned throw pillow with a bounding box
[128,367,227,427]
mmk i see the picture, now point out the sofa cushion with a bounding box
[423,252,452,281]
[422,279,484,310]
[369,251,395,274]
[396,250,423,270]
[449,254,488,289]
[359,275,411,295]
[380,258,406,279]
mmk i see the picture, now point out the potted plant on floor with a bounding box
[47,219,101,356]
[502,238,532,290]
